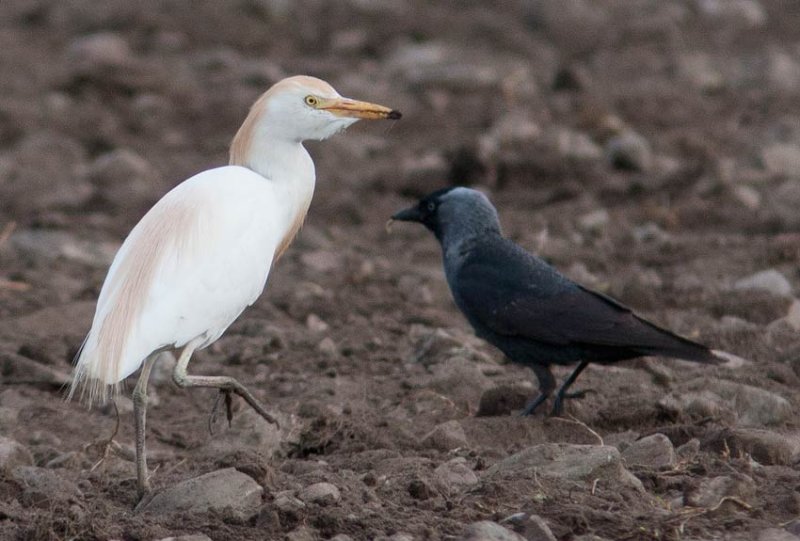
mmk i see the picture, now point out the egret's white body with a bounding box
[67,75,399,498]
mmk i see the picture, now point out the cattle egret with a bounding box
[69,75,400,498]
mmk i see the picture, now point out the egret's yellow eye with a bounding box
[304,95,319,107]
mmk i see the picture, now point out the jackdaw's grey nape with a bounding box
[390,187,740,416]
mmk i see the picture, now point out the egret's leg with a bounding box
[520,364,556,417]
[133,354,158,499]
[172,341,279,428]
[551,360,590,416]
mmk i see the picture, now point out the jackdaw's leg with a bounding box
[172,339,279,428]
[551,360,590,416]
[521,364,556,416]
[133,353,158,499]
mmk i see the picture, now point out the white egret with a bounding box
[68,75,400,498]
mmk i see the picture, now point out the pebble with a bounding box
[476,385,531,417]
[521,514,557,541]
[734,269,793,297]
[12,466,83,504]
[85,148,159,210]
[621,434,677,470]
[733,185,761,210]
[434,457,478,493]
[578,209,610,232]
[714,428,800,466]
[306,313,329,333]
[606,130,653,171]
[759,529,800,541]
[67,32,132,68]
[555,128,603,162]
[762,144,800,178]
[285,526,318,541]
[12,229,118,268]
[141,468,263,519]
[157,536,213,541]
[420,420,469,451]
[678,52,726,92]
[695,0,767,28]
[317,337,338,356]
[676,438,701,461]
[485,443,643,491]
[685,473,756,508]
[0,437,34,472]
[299,482,341,505]
[274,490,306,513]
[463,521,527,541]
[783,299,800,331]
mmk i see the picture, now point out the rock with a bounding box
[554,128,603,162]
[695,0,767,28]
[434,457,478,494]
[661,377,792,427]
[305,314,329,333]
[12,229,118,268]
[733,185,761,210]
[768,49,800,92]
[200,408,296,458]
[521,514,557,541]
[574,536,611,541]
[633,222,670,244]
[463,521,527,541]
[678,52,725,92]
[622,434,677,470]
[2,132,92,213]
[476,385,531,417]
[300,250,341,273]
[317,337,338,356]
[285,526,318,541]
[421,420,469,451]
[685,473,756,508]
[578,209,610,232]
[784,299,800,331]
[478,112,542,165]
[763,144,800,179]
[735,269,793,297]
[142,468,263,519]
[712,428,800,466]
[758,529,800,541]
[429,356,495,408]
[86,148,159,210]
[408,478,436,500]
[606,130,653,172]
[485,444,643,491]
[274,490,306,513]
[676,438,701,461]
[330,536,355,541]
[0,437,34,472]
[0,407,18,433]
[374,534,413,541]
[298,482,340,505]
[155,533,211,541]
[11,466,83,505]
[67,32,133,68]
[386,41,501,90]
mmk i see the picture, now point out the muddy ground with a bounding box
[3,1,800,540]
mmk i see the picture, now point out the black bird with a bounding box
[391,187,727,416]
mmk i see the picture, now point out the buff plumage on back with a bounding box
[69,198,201,405]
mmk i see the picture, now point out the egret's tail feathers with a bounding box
[66,334,123,407]
[711,349,751,369]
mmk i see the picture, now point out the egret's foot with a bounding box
[134,485,157,511]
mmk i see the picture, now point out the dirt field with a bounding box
[3,1,800,539]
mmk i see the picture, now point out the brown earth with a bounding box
[3,1,800,540]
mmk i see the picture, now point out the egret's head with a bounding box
[231,75,400,165]
[390,187,502,243]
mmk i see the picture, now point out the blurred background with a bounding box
[3,1,800,540]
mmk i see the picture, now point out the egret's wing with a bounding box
[74,166,283,402]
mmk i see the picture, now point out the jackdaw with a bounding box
[391,187,727,416]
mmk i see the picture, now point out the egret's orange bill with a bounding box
[320,97,401,120]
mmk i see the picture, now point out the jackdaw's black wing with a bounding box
[451,239,714,362]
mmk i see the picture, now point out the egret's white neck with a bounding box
[230,119,316,259]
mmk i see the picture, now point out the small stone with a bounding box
[155,533,211,541]
[408,478,436,500]
[578,209,610,232]
[0,437,34,472]
[476,385,531,417]
[300,250,341,273]
[696,0,767,28]
[676,438,701,461]
[521,514,557,541]
[733,185,761,209]
[606,130,653,171]
[763,144,800,178]
[12,466,83,504]
[274,490,306,513]
[758,529,800,541]
[306,314,329,333]
[12,229,118,268]
[735,269,793,297]
[678,52,725,92]
[554,128,603,162]
[685,474,756,508]
[783,299,800,331]
[86,148,159,210]
[330,536,355,541]
[464,521,526,541]
[715,428,800,466]
[299,482,340,505]
[142,468,263,519]
[622,434,677,470]
[485,444,643,491]
[421,420,469,451]
[317,337,338,356]
[285,526,318,541]
[434,457,478,494]
[67,32,132,68]
[633,222,670,244]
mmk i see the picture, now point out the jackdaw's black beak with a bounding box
[391,206,422,223]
